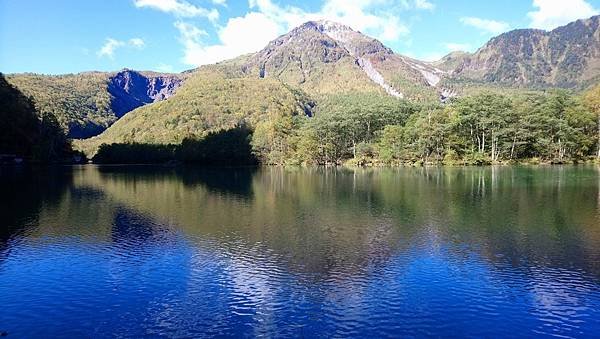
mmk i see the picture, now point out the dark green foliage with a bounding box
[6,72,114,138]
[0,74,39,157]
[93,126,257,166]
[77,73,311,155]
[86,88,598,166]
[93,143,176,164]
[177,126,257,166]
[375,91,597,165]
[33,112,73,162]
[6,71,182,139]
[287,94,420,164]
[378,107,454,164]
[583,84,600,159]
[249,90,598,166]
[0,73,74,162]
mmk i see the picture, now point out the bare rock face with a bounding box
[315,20,392,57]
[242,20,443,100]
[248,21,349,79]
[451,15,600,87]
[108,70,182,117]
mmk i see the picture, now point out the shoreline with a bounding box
[1,160,599,169]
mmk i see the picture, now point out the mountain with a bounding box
[448,15,600,88]
[6,70,183,138]
[108,70,183,117]
[74,68,312,156]
[76,20,450,156]
[432,51,470,73]
[239,20,443,102]
[17,16,600,158]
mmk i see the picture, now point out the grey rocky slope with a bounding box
[446,15,600,88]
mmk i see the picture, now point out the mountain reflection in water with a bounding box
[1,165,600,337]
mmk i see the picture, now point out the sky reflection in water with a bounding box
[1,165,600,337]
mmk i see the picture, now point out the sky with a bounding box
[1,0,599,74]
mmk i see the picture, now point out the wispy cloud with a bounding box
[97,37,146,59]
[528,0,597,30]
[399,0,435,10]
[460,17,510,35]
[97,38,125,59]
[133,0,219,21]
[129,38,146,48]
[414,0,435,10]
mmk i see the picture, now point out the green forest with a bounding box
[92,86,600,166]
[0,74,79,163]
[251,88,600,166]
[3,70,600,166]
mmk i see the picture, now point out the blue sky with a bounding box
[1,0,599,74]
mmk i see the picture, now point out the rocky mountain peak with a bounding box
[267,20,391,57]
[287,20,354,37]
[243,20,447,100]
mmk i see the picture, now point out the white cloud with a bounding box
[212,0,227,5]
[175,12,280,65]
[528,0,597,30]
[134,0,219,21]
[97,38,125,59]
[174,0,414,67]
[97,37,146,59]
[414,0,435,10]
[129,38,146,48]
[174,21,208,41]
[319,0,410,41]
[399,0,435,10]
[460,17,510,35]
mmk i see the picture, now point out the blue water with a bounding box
[1,166,600,337]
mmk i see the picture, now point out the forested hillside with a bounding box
[0,73,75,162]
[448,15,600,89]
[75,68,313,157]
[6,70,182,138]
[251,88,600,166]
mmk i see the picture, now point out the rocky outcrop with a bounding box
[356,57,403,98]
[108,70,182,117]
[243,20,443,100]
[450,15,600,88]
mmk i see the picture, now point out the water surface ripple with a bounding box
[1,166,600,337]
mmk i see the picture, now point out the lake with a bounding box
[1,165,600,337]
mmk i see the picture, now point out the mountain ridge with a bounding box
[6,14,600,151]
[447,15,600,88]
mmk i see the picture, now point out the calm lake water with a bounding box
[1,165,600,337]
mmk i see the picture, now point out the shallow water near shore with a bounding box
[1,165,600,337]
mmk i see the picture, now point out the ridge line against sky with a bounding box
[0,0,598,74]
